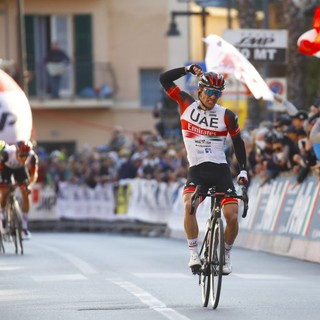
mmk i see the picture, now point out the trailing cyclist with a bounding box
[0,140,39,240]
[159,64,248,275]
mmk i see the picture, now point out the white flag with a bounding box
[204,34,274,101]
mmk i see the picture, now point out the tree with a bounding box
[235,0,258,28]
[275,0,308,108]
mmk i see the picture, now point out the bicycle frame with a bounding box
[191,185,248,309]
[4,185,24,255]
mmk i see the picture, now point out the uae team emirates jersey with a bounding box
[2,144,38,172]
[167,86,240,167]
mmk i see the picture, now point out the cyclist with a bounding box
[0,140,39,240]
[159,64,248,275]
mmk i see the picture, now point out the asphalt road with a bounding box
[0,232,319,320]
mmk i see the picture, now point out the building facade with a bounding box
[0,0,237,153]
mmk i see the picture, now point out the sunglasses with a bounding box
[203,88,222,98]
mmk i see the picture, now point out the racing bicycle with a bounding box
[0,184,24,255]
[190,185,249,309]
[0,231,4,253]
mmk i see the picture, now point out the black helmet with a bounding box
[16,140,32,156]
[274,114,292,127]
[198,72,225,91]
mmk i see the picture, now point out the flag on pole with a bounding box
[203,34,274,101]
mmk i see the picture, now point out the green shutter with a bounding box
[24,15,36,96]
[74,15,93,94]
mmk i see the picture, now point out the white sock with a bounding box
[22,213,28,230]
[188,238,198,254]
[0,207,6,220]
[225,242,233,254]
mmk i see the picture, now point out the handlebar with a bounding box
[0,181,30,193]
[190,185,249,218]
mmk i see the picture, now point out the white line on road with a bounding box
[234,273,292,280]
[110,279,191,320]
[34,243,97,275]
[133,273,191,279]
[32,273,87,282]
[0,289,42,301]
[0,266,24,271]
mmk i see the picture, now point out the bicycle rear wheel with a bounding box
[0,233,5,253]
[209,218,224,309]
[199,229,210,307]
[10,206,23,255]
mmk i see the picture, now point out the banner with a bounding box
[0,69,33,143]
[203,34,274,101]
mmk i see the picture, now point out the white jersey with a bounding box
[3,145,35,169]
[181,101,230,166]
[160,67,243,169]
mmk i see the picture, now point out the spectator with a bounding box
[282,125,300,169]
[273,93,298,116]
[272,138,290,172]
[44,42,70,98]
[107,126,130,152]
[292,128,317,187]
[310,117,320,160]
[290,110,308,131]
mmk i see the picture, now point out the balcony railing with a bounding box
[26,61,117,106]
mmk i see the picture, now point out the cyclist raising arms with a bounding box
[0,140,39,240]
[159,65,248,274]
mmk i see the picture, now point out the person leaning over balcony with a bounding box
[44,42,70,98]
[159,64,248,275]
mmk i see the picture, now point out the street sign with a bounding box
[223,29,288,63]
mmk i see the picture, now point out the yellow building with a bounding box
[0,0,241,153]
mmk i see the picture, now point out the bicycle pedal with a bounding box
[190,265,201,275]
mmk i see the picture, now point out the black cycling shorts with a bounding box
[1,166,29,185]
[184,162,236,195]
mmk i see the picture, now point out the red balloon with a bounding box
[298,39,320,56]
[297,8,320,58]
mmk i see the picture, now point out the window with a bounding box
[139,69,162,108]
[25,14,93,98]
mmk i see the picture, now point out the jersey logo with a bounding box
[190,109,218,128]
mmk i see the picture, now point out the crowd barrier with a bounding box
[27,174,320,263]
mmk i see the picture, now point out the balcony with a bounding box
[27,61,117,110]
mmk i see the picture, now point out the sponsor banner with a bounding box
[239,175,320,240]
[28,176,320,243]
[278,179,320,238]
[56,182,115,220]
[126,179,175,224]
[28,184,59,221]
[253,179,290,233]
[223,29,288,63]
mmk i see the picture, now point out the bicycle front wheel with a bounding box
[10,206,24,255]
[209,218,225,309]
[199,229,210,307]
[0,233,5,253]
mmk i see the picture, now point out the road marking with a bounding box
[34,243,97,275]
[234,273,292,280]
[110,279,191,320]
[133,273,191,279]
[0,266,24,271]
[0,289,41,301]
[32,274,87,282]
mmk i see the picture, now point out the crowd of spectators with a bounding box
[227,95,320,187]
[35,127,189,193]
[34,95,320,193]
